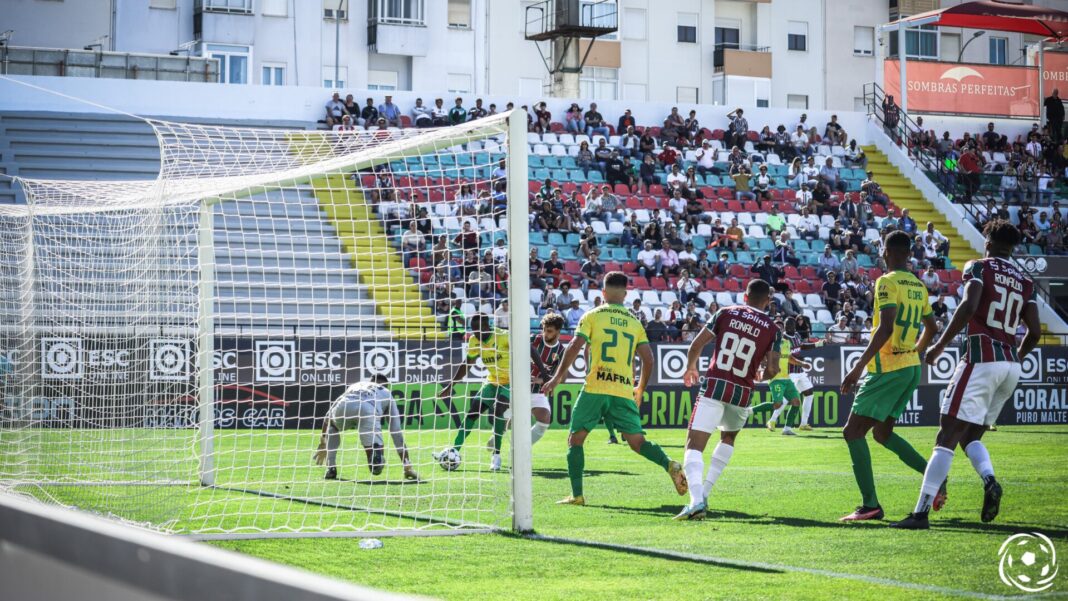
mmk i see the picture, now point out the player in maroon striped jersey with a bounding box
[530,313,566,445]
[892,220,1041,530]
[673,279,782,520]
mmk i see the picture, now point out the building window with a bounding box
[787,21,807,52]
[323,66,347,89]
[989,37,1007,65]
[579,67,618,100]
[324,0,348,20]
[853,26,873,56]
[787,94,808,110]
[677,86,698,103]
[623,8,646,41]
[205,44,250,84]
[150,0,177,9]
[890,25,938,60]
[581,1,617,40]
[369,70,399,91]
[368,0,425,26]
[261,64,285,86]
[678,13,697,44]
[447,73,471,94]
[756,99,769,108]
[200,0,252,13]
[448,0,470,28]
[715,26,740,50]
[261,0,286,16]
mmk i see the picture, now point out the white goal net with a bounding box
[0,112,532,538]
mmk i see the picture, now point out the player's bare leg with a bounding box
[892,415,990,529]
[558,429,589,505]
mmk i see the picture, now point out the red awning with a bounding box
[892,1,1068,39]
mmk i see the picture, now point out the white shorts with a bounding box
[689,397,750,433]
[941,361,1021,427]
[329,397,381,447]
[789,372,814,394]
[531,393,551,412]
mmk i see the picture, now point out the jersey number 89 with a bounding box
[715,332,757,378]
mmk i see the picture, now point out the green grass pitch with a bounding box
[208,426,1067,600]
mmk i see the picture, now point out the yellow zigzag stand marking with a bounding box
[287,133,442,339]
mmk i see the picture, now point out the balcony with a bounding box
[194,0,252,14]
[367,0,428,56]
[0,46,219,82]
[713,44,771,78]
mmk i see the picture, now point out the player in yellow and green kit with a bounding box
[543,272,687,505]
[839,231,942,522]
[434,313,511,472]
[748,319,807,436]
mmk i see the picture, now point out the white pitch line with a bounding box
[523,534,1066,600]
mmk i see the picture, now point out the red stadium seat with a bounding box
[724,278,742,292]
[783,189,796,201]
[641,197,659,210]
[710,129,725,140]
[614,184,631,195]
[650,277,669,290]
[743,200,761,213]
[727,200,744,213]
[800,266,818,280]
[705,278,724,291]
[622,261,638,273]
[550,122,565,133]
[564,260,582,273]
[625,197,642,210]
[631,276,649,288]
[728,264,748,279]
[784,266,800,279]
[711,199,729,212]
[648,184,664,196]
[604,261,623,272]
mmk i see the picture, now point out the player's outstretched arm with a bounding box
[842,306,896,394]
[634,343,653,406]
[926,280,981,364]
[759,351,782,383]
[683,328,714,387]
[313,414,331,465]
[1018,301,1042,360]
[385,398,418,480]
[542,335,586,396]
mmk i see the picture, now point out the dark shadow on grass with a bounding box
[592,504,884,529]
[928,518,1068,538]
[532,468,639,480]
[515,532,783,575]
[996,429,1068,436]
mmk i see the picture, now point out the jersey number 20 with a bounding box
[715,332,757,378]
[986,284,1023,334]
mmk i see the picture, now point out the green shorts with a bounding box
[569,391,644,435]
[476,383,510,408]
[851,366,920,422]
[769,378,800,403]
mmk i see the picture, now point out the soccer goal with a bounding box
[0,111,532,538]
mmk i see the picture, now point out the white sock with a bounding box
[914,446,954,514]
[702,443,734,499]
[965,440,995,481]
[325,425,340,469]
[530,421,549,445]
[800,395,813,425]
[683,449,706,506]
[769,406,784,424]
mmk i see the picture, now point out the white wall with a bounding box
[824,0,883,112]
[4,0,111,50]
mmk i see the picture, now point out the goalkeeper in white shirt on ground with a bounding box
[314,374,418,481]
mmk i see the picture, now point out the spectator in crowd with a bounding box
[579,251,605,294]
[639,153,660,192]
[678,240,698,271]
[1044,88,1064,143]
[695,139,720,176]
[753,164,773,200]
[616,125,640,158]
[566,299,585,329]
[684,109,701,144]
[555,281,576,312]
[325,92,346,127]
[981,122,1001,151]
[636,240,658,279]
[638,129,657,156]
[931,294,949,321]
[647,309,674,342]
[490,236,508,264]
[448,97,467,125]
[378,95,401,127]
[431,98,449,126]
[751,255,782,286]
[824,114,847,146]
[726,108,749,150]
[821,271,843,315]
[773,232,800,268]
[334,114,357,132]
[958,145,984,201]
[820,157,846,192]
[817,245,841,278]
[733,166,755,201]
[400,221,425,267]
[468,98,487,120]
[593,138,614,172]
[617,108,636,134]
[899,208,917,235]
[339,93,359,120]
[780,289,802,318]
[361,97,379,127]
[585,102,609,137]
[542,249,563,282]
[844,139,866,168]
[882,95,899,137]
[561,103,583,133]
[797,207,819,240]
[658,241,681,277]
[411,98,433,127]
[801,156,821,187]
[826,315,851,344]
[1001,165,1022,202]
[765,205,786,237]
[529,247,545,290]
[921,265,942,294]
[576,141,596,177]
[924,222,950,257]
[534,101,552,134]
[494,299,510,329]
[792,125,813,159]
[677,269,703,306]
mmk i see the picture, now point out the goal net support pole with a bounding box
[197,199,216,488]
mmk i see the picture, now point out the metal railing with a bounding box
[524,0,618,40]
[0,46,218,82]
[863,81,1066,324]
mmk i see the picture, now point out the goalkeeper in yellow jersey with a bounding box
[434,313,511,472]
[543,272,687,505]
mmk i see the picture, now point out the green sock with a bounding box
[637,440,671,470]
[452,415,479,449]
[604,419,617,439]
[492,413,507,453]
[750,401,776,413]
[784,406,799,427]
[567,445,585,497]
[847,437,879,508]
[882,432,928,475]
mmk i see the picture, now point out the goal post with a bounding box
[0,111,535,538]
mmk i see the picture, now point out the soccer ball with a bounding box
[437,448,461,472]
